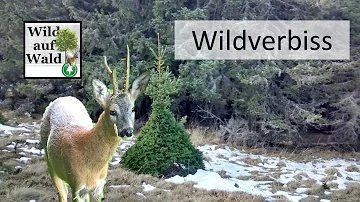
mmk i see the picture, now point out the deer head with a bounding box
[66,47,79,66]
[92,49,149,138]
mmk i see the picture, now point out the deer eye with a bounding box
[131,107,135,112]
[109,110,117,116]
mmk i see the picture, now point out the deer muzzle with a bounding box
[119,128,133,137]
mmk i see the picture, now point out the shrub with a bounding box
[121,103,204,177]
[121,35,204,177]
[0,112,7,124]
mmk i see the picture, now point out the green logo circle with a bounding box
[62,63,78,77]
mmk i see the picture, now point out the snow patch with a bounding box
[0,123,30,134]
[22,147,43,155]
[17,157,31,164]
[165,144,360,202]
[295,188,308,193]
[26,139,40,144]
[109,157,121,166]
[165,175,185,184]
[136,193,145,198]
[142,183,156,192]
[108,185,130,188]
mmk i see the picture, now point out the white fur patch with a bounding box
[75,185,89,202]
[113,124,118,136]
[93,178,106,199]
[47,97,93,135]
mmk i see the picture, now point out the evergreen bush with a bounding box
[121,35,204,177]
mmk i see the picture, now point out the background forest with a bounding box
[0,0,359,150]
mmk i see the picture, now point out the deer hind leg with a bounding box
[52,174,69,202]
[45,152,68,202]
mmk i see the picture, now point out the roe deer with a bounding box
[40,52,149,202]
[66,48,79,67]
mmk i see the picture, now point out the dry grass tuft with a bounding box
[237,175,252,180]
[325,167,339,175]
[272,194,288,201]
[0,160,57,201]
[231,153,238,157]
[1,159,21,175]
[271,181,284,193]
[300,179,317,188]
[269,172,282,179]
[276,161,286,168]
[217,170,231,178]
[187,126,220,147]
[306,184,324,196]
[4,186,54,202]
[299,196,319,202]
[0,137,11,148]
[321,175,337,182]
[242,157,262,166]
[216,154,228,160]
[252,174,273,181]
[345,165,359,172]
[284,180,301,192]
[330,182,360,202]
[107,167,160,187]
[327,182,339,189]
[203,156,212,162]
[294,172,309,181]
[0,109,37,124]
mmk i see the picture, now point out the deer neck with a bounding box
[93,112,117,136]
[82,112,121,165]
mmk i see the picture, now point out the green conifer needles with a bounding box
[121,34,204,177]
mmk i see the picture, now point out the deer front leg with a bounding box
[72,186,90,202]
[89,178,106,202]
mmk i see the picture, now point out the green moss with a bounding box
[0,113,7,124]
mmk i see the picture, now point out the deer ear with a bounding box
[130,72,150,101]
[93,79,109,108]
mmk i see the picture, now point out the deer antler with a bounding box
[103,56,119,94]
[121,45,131,91]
